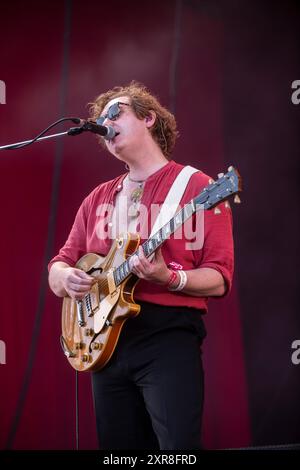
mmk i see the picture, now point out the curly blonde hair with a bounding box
[88,81,178,159]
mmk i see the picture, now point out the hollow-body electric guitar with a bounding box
[60,166,242,372]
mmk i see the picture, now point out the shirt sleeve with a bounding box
[196,201,234,295]
[47,199,88,272]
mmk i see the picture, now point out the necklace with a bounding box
[127,175,145,218]
[128,174,146,184]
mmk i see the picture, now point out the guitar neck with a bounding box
[141,199,196,257]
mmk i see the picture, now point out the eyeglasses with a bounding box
[96,102,130,125]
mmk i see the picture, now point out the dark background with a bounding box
[0,0,299,450]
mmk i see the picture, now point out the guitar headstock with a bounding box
[194,166,242,210]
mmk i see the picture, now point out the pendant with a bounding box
[130,186,143,203]
[128,204,140,218]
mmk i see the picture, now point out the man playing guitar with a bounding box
[48,81,235,450]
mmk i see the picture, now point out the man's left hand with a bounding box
[130,246,171,285]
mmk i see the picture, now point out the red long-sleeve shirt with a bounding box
[48,160,234,312]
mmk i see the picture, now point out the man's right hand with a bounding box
[48,262,94,299]
[60,267,94,300]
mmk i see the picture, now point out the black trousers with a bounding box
[92,301,206,450]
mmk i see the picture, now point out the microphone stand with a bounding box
[0,118,84,151]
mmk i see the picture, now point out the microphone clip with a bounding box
[67,126,85,136]
[67,120,95,137]
[67,119,116,140]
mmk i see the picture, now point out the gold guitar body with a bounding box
[61,233,140,372]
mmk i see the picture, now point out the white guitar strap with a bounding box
[149,165,199,238]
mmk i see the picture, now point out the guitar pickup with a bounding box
[76,300,86,326]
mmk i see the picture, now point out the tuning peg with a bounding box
[234,194,241,204]
[214,207,221,215]
[217,173,224,179]
[209,178,215,184]
[225,201,231,209]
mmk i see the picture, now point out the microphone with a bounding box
[78,119,116,140]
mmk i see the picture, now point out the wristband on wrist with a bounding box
[168,270,187,291]
[165,270,178,288]
[177,270,187,291]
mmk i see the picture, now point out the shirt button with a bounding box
[108,222,113,227]
[117,184,122,191]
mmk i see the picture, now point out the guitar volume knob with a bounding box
[81,353,91,363]
[84,328,94,336]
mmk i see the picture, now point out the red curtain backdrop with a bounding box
[1,0,299,451]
